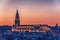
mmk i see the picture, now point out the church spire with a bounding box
[16,9,19,18]
[15,9,20,26]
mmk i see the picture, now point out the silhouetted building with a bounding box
[14,9,20,26]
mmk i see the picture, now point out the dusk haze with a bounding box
[0,0,60,26]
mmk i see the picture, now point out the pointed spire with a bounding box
[16,9,19,18]
[16,9,18,14]
[14,9,20,26]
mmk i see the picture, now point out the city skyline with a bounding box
[0,0,60,26]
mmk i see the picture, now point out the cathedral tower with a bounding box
[15,9,20,26]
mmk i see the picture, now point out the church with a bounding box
[12,9,35,32]
[12,9,49,32]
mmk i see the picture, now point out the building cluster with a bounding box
[0,24,60,40]
[11,10,51,32]
[0,10,59,33]
[0,10,60,40]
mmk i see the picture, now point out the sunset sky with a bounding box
[0,0,60,26]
